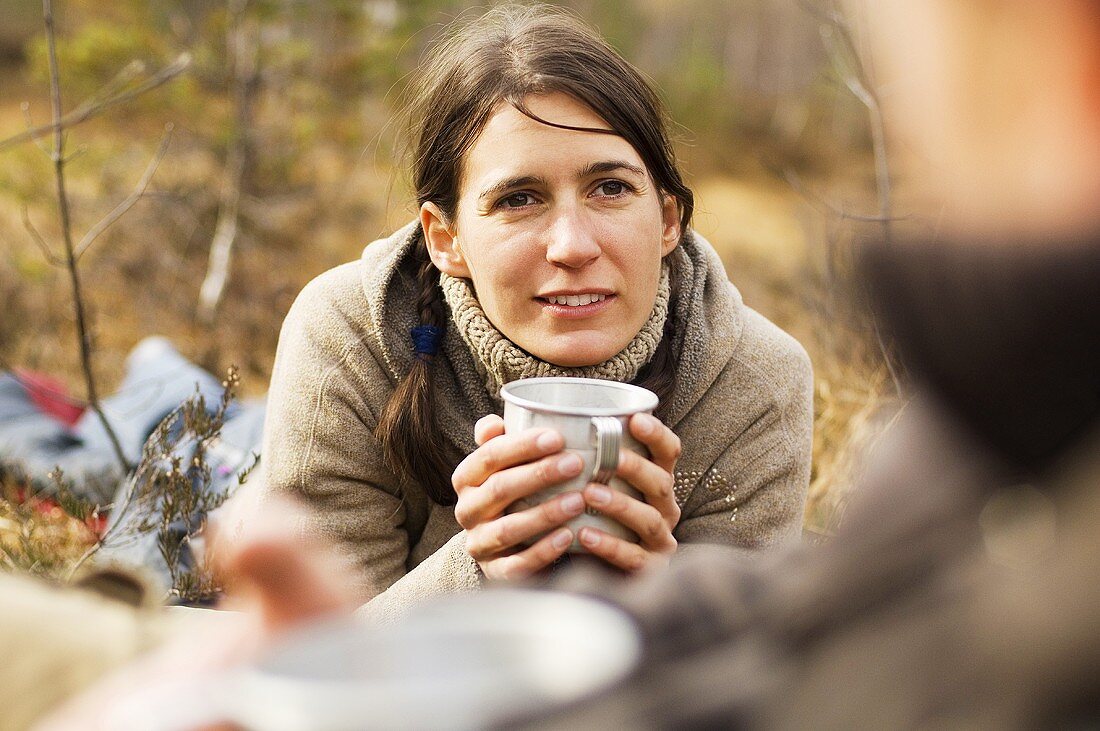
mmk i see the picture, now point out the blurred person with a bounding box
[24,1,1100,728]
[511,0,1100,727]
[250,3,813,612]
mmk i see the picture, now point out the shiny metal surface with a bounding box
[226,590,641,731]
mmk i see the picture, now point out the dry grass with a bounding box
[0,158,898,570]
[0,36,900,571]
[0,469,98,578]
[694,170,901,535]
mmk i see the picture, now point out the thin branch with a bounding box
[197,0,259,326]
[60,143,88,165]
[782,168,908,224]
[64,429,163,579]
[0,52,191,154]
[43,0,132,475]
[75,59,146,112]
[20,205,61,266]
[66,483,132,577]
[20,102,51,156]
[823,4,893,239]
[75,124,174,260]
[804,0,904,399]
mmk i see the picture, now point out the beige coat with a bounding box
[257,223,813,618]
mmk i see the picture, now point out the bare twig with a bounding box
[67,368,240,593]
[782,168,909,224]
[20,206,61,266]
[43,0,131,474]
[77,59,146,111]
[20,102,51,156]
[76,124,174,259]
[799,0,904,398]
[0,52,191,154]
[820,3,892,242]
[65,446,153,578]
[197,0,260,327]
[60,143,88,165]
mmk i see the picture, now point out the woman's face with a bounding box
[421,92,681,367]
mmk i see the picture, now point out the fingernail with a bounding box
[635,414,654,436]
[579,527,600,548]
[561,492,584,514]
[587,485,612,505]
[558,453,583,476]
[537,431,560,451]
[552,529,573,549]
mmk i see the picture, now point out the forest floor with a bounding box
[0,60,901,572]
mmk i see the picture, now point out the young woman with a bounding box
[257,4,813,615]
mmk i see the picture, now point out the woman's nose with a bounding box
[544,207,601,268]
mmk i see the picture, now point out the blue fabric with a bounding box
[0,374,120,502]
[73,337,227,462]
[411,324,442,357]
[0,337,267,589]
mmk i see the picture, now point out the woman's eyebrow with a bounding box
[478,175,546,204]
[577,160,647,179]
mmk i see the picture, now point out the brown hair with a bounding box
[376,3,695,505]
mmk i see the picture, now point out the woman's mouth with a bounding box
[544,293,606,306]
[537,292,614,317]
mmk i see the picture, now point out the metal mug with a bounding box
[499,376,659,551]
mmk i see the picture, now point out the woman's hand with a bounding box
[577,412,681,572]
[452,415,587,581]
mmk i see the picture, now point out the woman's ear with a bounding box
[659,193,681,255]
[420,202,470,278]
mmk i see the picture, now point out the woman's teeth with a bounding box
[546,293,607,307]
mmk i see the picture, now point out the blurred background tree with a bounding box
[0,0,908,538]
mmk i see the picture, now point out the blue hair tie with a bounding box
[411,325,442,360]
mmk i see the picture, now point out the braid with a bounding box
[375,245,457,505]
[415,250,448,341]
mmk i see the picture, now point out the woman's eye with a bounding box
[500,192,534,208]
[596,180,627,197]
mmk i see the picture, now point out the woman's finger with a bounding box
[474,414,505,446]
[629,413,681,473]
[481,527,574,581]
[452,427,564,493]
[582,483,677,552]
[453,451,584,528]
[465,491,585,560]
[576,526,672,573]
[613,448,681,527]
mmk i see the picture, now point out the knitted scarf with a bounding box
[442,263,671,397]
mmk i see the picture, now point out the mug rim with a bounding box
[499,377,659,417]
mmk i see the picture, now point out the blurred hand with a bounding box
[37,497,353,731]
[452,414,585,581]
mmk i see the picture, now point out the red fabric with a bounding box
[13,369,85,427]
[12,486,107,538]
